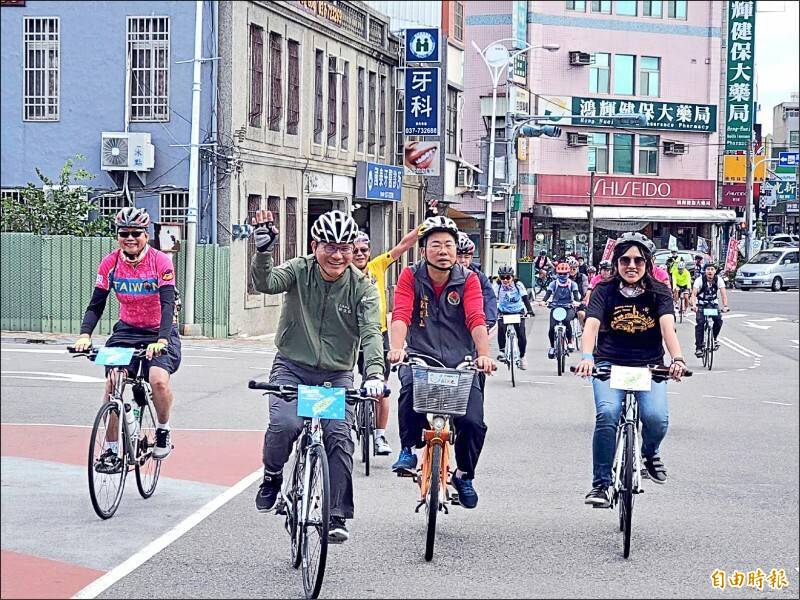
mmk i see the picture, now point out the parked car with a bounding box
[653,250,711,276]
[735,247,799,291]
[768,234,800,248]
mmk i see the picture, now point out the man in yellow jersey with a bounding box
[352,226,420,455]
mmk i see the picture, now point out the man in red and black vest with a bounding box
[387,216,496,509]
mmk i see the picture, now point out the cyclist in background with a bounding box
[665,249,679,283]
[568,257,590,325]
[351,227,420,456]
[533,249,553,273]
[669,260,692,308]
[586,265,597,280]
[539,261,581,358]
[577,255,589,277]
[456,232,498,331]
[493,265,533,370]
[692,254,705,281]
[74,207,181,471]
[690,262,730,358]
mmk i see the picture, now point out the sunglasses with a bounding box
[500,275,512,280]
[118,230,145,239]
[352,248,370,255]
[618,256,646,267]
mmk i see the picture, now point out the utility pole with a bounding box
[588,170,596,265]
[744,139,754,261]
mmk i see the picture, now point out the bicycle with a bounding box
[499,313,526,387]
[571,363,692,558]
[674,289,690,324]
[392,353,477,562]
[69,345,162,520]
[352,392,377,476]
[572,312,583,350]
[533,268,554,297]
[549,305,571,377]
[248,380,380,599]
[697,304,722,370]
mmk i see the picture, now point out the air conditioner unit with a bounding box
[663,141,687,155]
[101,132,155,171]
[457,167,471,188]
[569,51,592,66]
[567,132,589,147]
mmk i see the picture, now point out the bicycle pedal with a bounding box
[414,499,425,513]
[441,503,449,514]
[449,492,460,505]
[274,500,287,516]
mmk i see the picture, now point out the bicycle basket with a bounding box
[411,364,474,416]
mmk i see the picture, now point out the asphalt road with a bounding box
[1,288,798,599]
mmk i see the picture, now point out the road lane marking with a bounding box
[71,468,263,599]
[181,355,235,360]
[1,422,265,433]
[720,336,763,358]
[1,348,64,354]
[762,401,793,406]
[703,394,735,400]
[1,371,105,383]
[718,337,762,358]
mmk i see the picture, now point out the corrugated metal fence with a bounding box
[1,233,229,338]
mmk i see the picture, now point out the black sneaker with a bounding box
[584,486,611,508]
[94,449,123,474]
[255,471,283,512]
[643,455,667,484]
[694,348,704,358]
[153,428,172,460]
[329,516,349,543]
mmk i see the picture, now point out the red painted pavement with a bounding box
[1,550,105,599]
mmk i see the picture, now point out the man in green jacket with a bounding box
[250,208,384,544]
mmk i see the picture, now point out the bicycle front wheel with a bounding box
[302,445,330,599]
[135,399,161,498]
[706,326,714,370]
[508,337,516,387]
[362,402,373,477]
[425,443,442,562]
[621,423,635,559]
[88,402,128,519]
[556,334,564,377]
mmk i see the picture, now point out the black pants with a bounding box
[548,307,575,346]
[695,313,723,349]
[396,365,487,479]
[498,314,528,357]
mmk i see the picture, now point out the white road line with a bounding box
[762,401,793,406]
[703,394,735,400]
[721,336,763,358]
[717,337,760,359]
[1,348,64,354]
[1,371,105,383]
[72,468,263,599]
[1,422,265,433]
[181,355,235,360]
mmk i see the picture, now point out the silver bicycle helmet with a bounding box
[615,231,656,255]
[114,207,151,229]
[498,265,514,277]
[354,232,371,246]
[310,210,360,244]
[418,215,459,245]
[599,259,613,269]
[456,232,476,255]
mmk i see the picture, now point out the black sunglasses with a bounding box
[500,275,512,280]
[352,248,370,255]
[619,256,646,267]
[118,230,145,239]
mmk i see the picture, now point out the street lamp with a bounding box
[472,38,559,269]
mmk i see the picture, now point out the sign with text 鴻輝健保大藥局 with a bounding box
[404,68,440,137]
[570,97,717,132]
[355,161,404,202]
[724,0,756,151]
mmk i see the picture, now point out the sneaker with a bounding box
[567,343,575,352]
[255,471,283,512]
[94,449,123,474]
[374,435,392,456]
[496,353,505,362]
[392,447,417,474]
[329,517,349,544]
[713,340,720,350]
[153,428,172,460]
[451,474,478,509]
[584,486,611,507]
[547,348,555,360]
[519,357,528,370]
[643,455,667,484]
[695,348,704,358]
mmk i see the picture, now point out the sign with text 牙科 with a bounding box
[724,0,756,151]
[405,28,440,63]
[571,97,716,132]
[404,68,440,136]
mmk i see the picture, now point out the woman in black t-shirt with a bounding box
[574,232,688,508]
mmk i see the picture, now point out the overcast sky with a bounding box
[755,0,799,135]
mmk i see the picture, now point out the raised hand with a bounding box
[251,209,280,253]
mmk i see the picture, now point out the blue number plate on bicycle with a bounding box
[703,308,719,316]
[296,385,346,420]
[94,347,135,366]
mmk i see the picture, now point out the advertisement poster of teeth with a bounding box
[404,141,441,176]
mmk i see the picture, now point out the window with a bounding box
[357,67,365,152]
[591,1,611,13]
[790,130,799,147]
[590,53,610,94]
[314,50,324,144]
[95,193,129,221]
[1,189,23,204]
[643,1,662,16]
[368,71,377,154]
[566,0,586,10]
[127,17,169,122]
[638,135,659,175]
[23,17,59,121]
[341,62,349,149]
[785,107,800,118]
[379,74,387,156]
[160,191,189,222]
[454,2,464,41]
[287,40,300,135]
[667,0,686,19]
[327,56,338,146]
[247,194,262,294]
[616,1,637,15]
[640,56,660,97]
[446,87,458,155]
[285,197,298,260]
[248,24,263,128]
[268,196,281,265]
[613,134,634,174]
[588,133,609,173]
[613,54,635,95]
[368,19,385,46]
[268,32,283,131]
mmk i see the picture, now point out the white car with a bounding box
[769,234,800,248]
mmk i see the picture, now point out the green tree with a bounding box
[1,154,114,236]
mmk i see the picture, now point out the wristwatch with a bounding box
[672,357,686,365]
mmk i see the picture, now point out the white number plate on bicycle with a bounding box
[502,314,521,324]
[427,372,459,387]
[94,347,135,366]
[703,308,719,316]
[297,385,346,420]
[610,366,652,391]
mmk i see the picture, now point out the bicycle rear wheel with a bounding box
[556,334,564,377]
[88,402,128,519]
[135,399,161,498]
[508,336,516,388]
[302,445,330,599]
[425,443,442,562]
[620,422,635,559]
[289,450,303,569]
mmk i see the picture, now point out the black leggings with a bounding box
[498,315,527,357]
[548,307,576,346]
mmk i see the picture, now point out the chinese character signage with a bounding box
[355,161,404,201]
[724,0,756,151]
[775,180,797,201]
[404,68,440,136]
[511,1,527,49]
[405,28,440,63]
[779,151,799,168]
[571,97,717,132]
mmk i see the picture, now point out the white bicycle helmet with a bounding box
[615,231,656,255]
[354,232,371,245]
[566,256,579,268]
[310,210,360,244]
[456,232,476,255]
[114,207,151,229]
[418,216,459,245]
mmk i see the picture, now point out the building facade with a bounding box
[766,92,799,233]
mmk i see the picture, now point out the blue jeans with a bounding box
[591,363,669,487]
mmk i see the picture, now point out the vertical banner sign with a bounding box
[404,68,440,136]
[725,236,740,273]
[511,1,527,49]
[724,0,756,151]
[601,238,617,262]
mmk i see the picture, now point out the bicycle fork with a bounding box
[610,393,643,507]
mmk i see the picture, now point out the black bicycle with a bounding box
[69,345,161,519]
[697,305,722,370]
[549,305,571,376]
[353,394,377,476]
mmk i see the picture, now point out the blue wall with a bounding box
[1,1,216,237]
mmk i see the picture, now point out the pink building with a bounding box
[462,0,735,263]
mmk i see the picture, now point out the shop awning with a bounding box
[534,205,736,223]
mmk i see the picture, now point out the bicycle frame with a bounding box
[610,392,643,504]
[417,415,452,510]
[285,417,324,532]
[105,360,147,463]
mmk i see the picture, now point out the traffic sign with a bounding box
[779,151,798,168]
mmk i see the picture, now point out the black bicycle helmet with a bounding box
[599,259,613,269]
[498,265,515,277]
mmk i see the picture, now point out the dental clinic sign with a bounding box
[404,68,440,136]
[724,0,756,151]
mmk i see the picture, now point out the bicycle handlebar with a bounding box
[67,346,149,359]
[247,380,389,402]
[569,364,693,378]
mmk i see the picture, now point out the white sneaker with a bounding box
[567,343,575,352]
[519,357,528,370]
[374,435,392,456]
